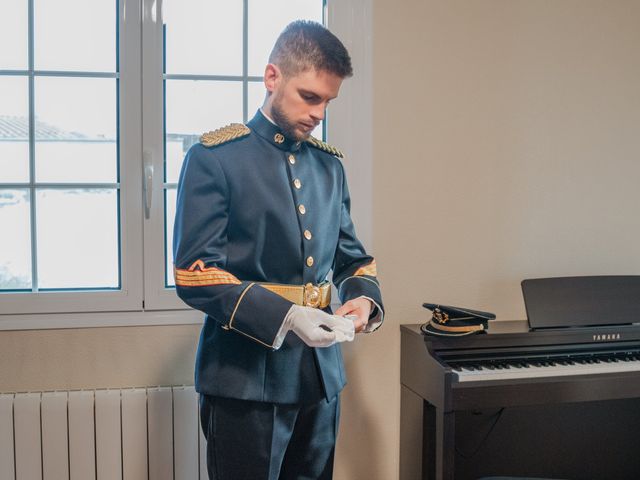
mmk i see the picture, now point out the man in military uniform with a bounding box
[173,20,383,480]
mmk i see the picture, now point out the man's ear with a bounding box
[264,63,281,93]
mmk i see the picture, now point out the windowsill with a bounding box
[0,308,204,331]
[0,302,346,331]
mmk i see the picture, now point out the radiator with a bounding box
[0,386,208,480]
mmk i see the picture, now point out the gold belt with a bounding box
[260,282,331,309]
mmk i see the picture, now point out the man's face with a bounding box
[265,66,343,142]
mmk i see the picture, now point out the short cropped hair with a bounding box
[268,20,353,78]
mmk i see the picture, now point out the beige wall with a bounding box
[2,2,640,479]
[338,1,640,479]
[0,325,199,392]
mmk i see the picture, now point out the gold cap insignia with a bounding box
[200,123,250,147]
[274,133,285,144]
[305,136,344,158]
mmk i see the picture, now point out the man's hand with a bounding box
[284,305,355,347]
[335,297,373,333]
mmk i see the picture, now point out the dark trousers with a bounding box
[200,394,340,480]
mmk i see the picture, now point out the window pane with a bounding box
[34,0,116,72]
[165,80,242,183]
[163,0,242,76]
[0,0,28,70]
[248,81,265,118]
[0,189,31,290]
[248,0,323,76]
[35,77,117,183]
[165,188,177,287]
[0,76,30,183]
[36,189,119,289]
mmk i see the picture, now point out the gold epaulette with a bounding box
[200,123,250,147]
[305,136,344,158]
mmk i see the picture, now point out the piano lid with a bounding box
[522,275,640,330]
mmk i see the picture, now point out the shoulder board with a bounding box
[305,136,344,158]
[200,123,250,147]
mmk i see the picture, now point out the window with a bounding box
[0,0,371,327]
[143,0,324,310]
[0,0,143,315]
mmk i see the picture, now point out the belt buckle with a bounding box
[304,283,321,308]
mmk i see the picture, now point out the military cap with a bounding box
[421,303,495,337]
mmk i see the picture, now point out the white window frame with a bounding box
[0,0,373,329]
[0,0,144,317]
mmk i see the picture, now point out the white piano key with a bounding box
[455,358,640,382]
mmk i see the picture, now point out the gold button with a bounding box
[304,230,312,240]
[274,133,285,144]
[293,178,302,189]
[288,154,296,165]
[298,204,306,215]
[306,256,314,267]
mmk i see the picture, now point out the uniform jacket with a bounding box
[173,110,384,404]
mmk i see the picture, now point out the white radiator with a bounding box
[0,386,208,480]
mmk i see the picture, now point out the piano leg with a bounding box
[400,385,456,480]
[440,411,456,480]
[400,385,425,480]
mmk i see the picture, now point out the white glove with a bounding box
[283,304,355,348]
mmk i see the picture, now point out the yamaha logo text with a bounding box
[593,334,621,341]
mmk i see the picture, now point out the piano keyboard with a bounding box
[450,353,640,382]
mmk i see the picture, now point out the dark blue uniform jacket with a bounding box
[173,110,383,404]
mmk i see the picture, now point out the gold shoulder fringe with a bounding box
[305,136,344,158]
[200,124,251,147]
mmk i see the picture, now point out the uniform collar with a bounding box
[247,109,303,152]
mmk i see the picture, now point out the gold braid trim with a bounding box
[305,136,344,158]
[354,260,377,277]
[200,124,251,147]
[174,260,241,286]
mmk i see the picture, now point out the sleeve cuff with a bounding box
[228,283,293,348]
[272,306,295,350]
[359,296,384,333]
[338,276,384,318]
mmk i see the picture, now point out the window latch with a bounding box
[143,151,154,219]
